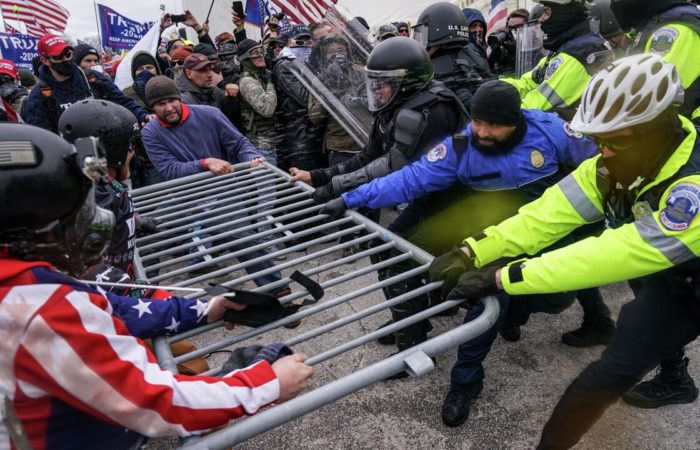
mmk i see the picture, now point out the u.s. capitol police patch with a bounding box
[659,183,700,231]
[650,27,679,56]
[545,57,563,80]
[563,122,583,139]
[427,143,448,163]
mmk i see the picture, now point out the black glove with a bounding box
[261,70,272,84]
[135,215,160,237]
[311,183,336,203]
[320,197,347,218]
[429,246,476,296]
[446,266,501,307]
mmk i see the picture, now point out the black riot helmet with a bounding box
[413,2,470,48]
[58,99,140,173]
[0,123,115,275]
[589,0,623,39]
[364,37,434,111]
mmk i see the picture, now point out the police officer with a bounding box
[321,81,610,403]
[607,0,700,410]
[588,0,629,55]
[429,54,699,449]
[612,0,700,121]
[505,0,610,120]
[412,2,491,111]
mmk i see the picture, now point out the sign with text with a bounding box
[98,4,154,50]
[0,32,38,71]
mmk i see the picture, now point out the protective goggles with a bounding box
[240,46,265,59]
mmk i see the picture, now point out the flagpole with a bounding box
[93,0,103,48]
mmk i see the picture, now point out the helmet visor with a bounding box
[411,23,430,48]
[364,67,404,111]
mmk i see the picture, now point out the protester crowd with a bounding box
[2,0,700,449]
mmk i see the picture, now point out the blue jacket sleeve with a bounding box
[342,140,460,209]
[142,123,202,180]
[219,111,262,163]
[25,87,53,130]
[94,71,149,123]
[556,126,599,169]
[106,292,207,338]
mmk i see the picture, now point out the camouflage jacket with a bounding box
[239,70,280,150]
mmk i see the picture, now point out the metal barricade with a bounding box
[129,162,499,449]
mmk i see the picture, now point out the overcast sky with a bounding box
[58,0,182,38]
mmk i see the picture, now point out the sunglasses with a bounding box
[292,39,311,47]
[173,59,185,66]
[49,49,73,62]
[268,42,283,49]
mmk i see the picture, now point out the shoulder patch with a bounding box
[659,183,700,231]
[649,27,679,56]
[427,143,448,163]
[563,122,583,139]
[530,149,545,168]
[545,57,563,80]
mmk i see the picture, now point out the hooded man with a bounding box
[123,51,162,110]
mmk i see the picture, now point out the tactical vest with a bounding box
[239,70,277,141]
[432,48,485,112]
[631,5,700,119]
[367,82,468,161]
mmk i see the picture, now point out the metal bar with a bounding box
[144,216,356,272]
[178,297,499,450]
[152,186,300,228]
[139,175,282,216]
[172,260,424,364]
[130,164,251,199]
[137,196,315,245]
[151,222,364,285]
[139,204,324,255]
[140,209,326,263]
[153,335,178,374]
[137,199,317,247]
[168,241,397,343]
[135,170,273,211]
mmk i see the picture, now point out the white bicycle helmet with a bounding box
[571,53,684,134]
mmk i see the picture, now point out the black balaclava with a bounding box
[601,109,686,187]
[610,0,688,32]
[541,3,589,51]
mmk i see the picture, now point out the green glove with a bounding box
[446,266,501,307]
[428,245,476,296]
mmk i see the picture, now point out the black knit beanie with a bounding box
[470,80,522,126]
[73,44,99,65]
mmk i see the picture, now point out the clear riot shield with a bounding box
[514,21,545,78]
[287,5,375,147]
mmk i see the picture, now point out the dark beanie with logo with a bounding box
[470,80,522,126]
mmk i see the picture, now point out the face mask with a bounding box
[135,69,155,92]
[91,65,104,73]
[470,29,484,46]
[540,4,588,51]
[288,46,312,62]
[52,60,75,77]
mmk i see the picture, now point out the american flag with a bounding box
[264,0,338,26]
[0,0,70,37]
[486,0,508,36]
[4,22,18,34]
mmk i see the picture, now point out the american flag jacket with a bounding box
[0,258,280,450]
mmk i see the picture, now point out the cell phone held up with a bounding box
[171,13,187,23]
[232,1,245,19]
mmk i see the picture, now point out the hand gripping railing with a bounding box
[129,162,499,449]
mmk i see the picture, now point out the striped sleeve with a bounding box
[15,286,280,437]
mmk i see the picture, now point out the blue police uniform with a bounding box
[343,108,602,390]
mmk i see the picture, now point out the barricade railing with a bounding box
[129,162,499,449]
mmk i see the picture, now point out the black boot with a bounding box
[442,381,483,427]
[622,357,699,408]
[499,304,522,342]
[375,319,433,346]
[562,288,615,347]
[561,317,615,347]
